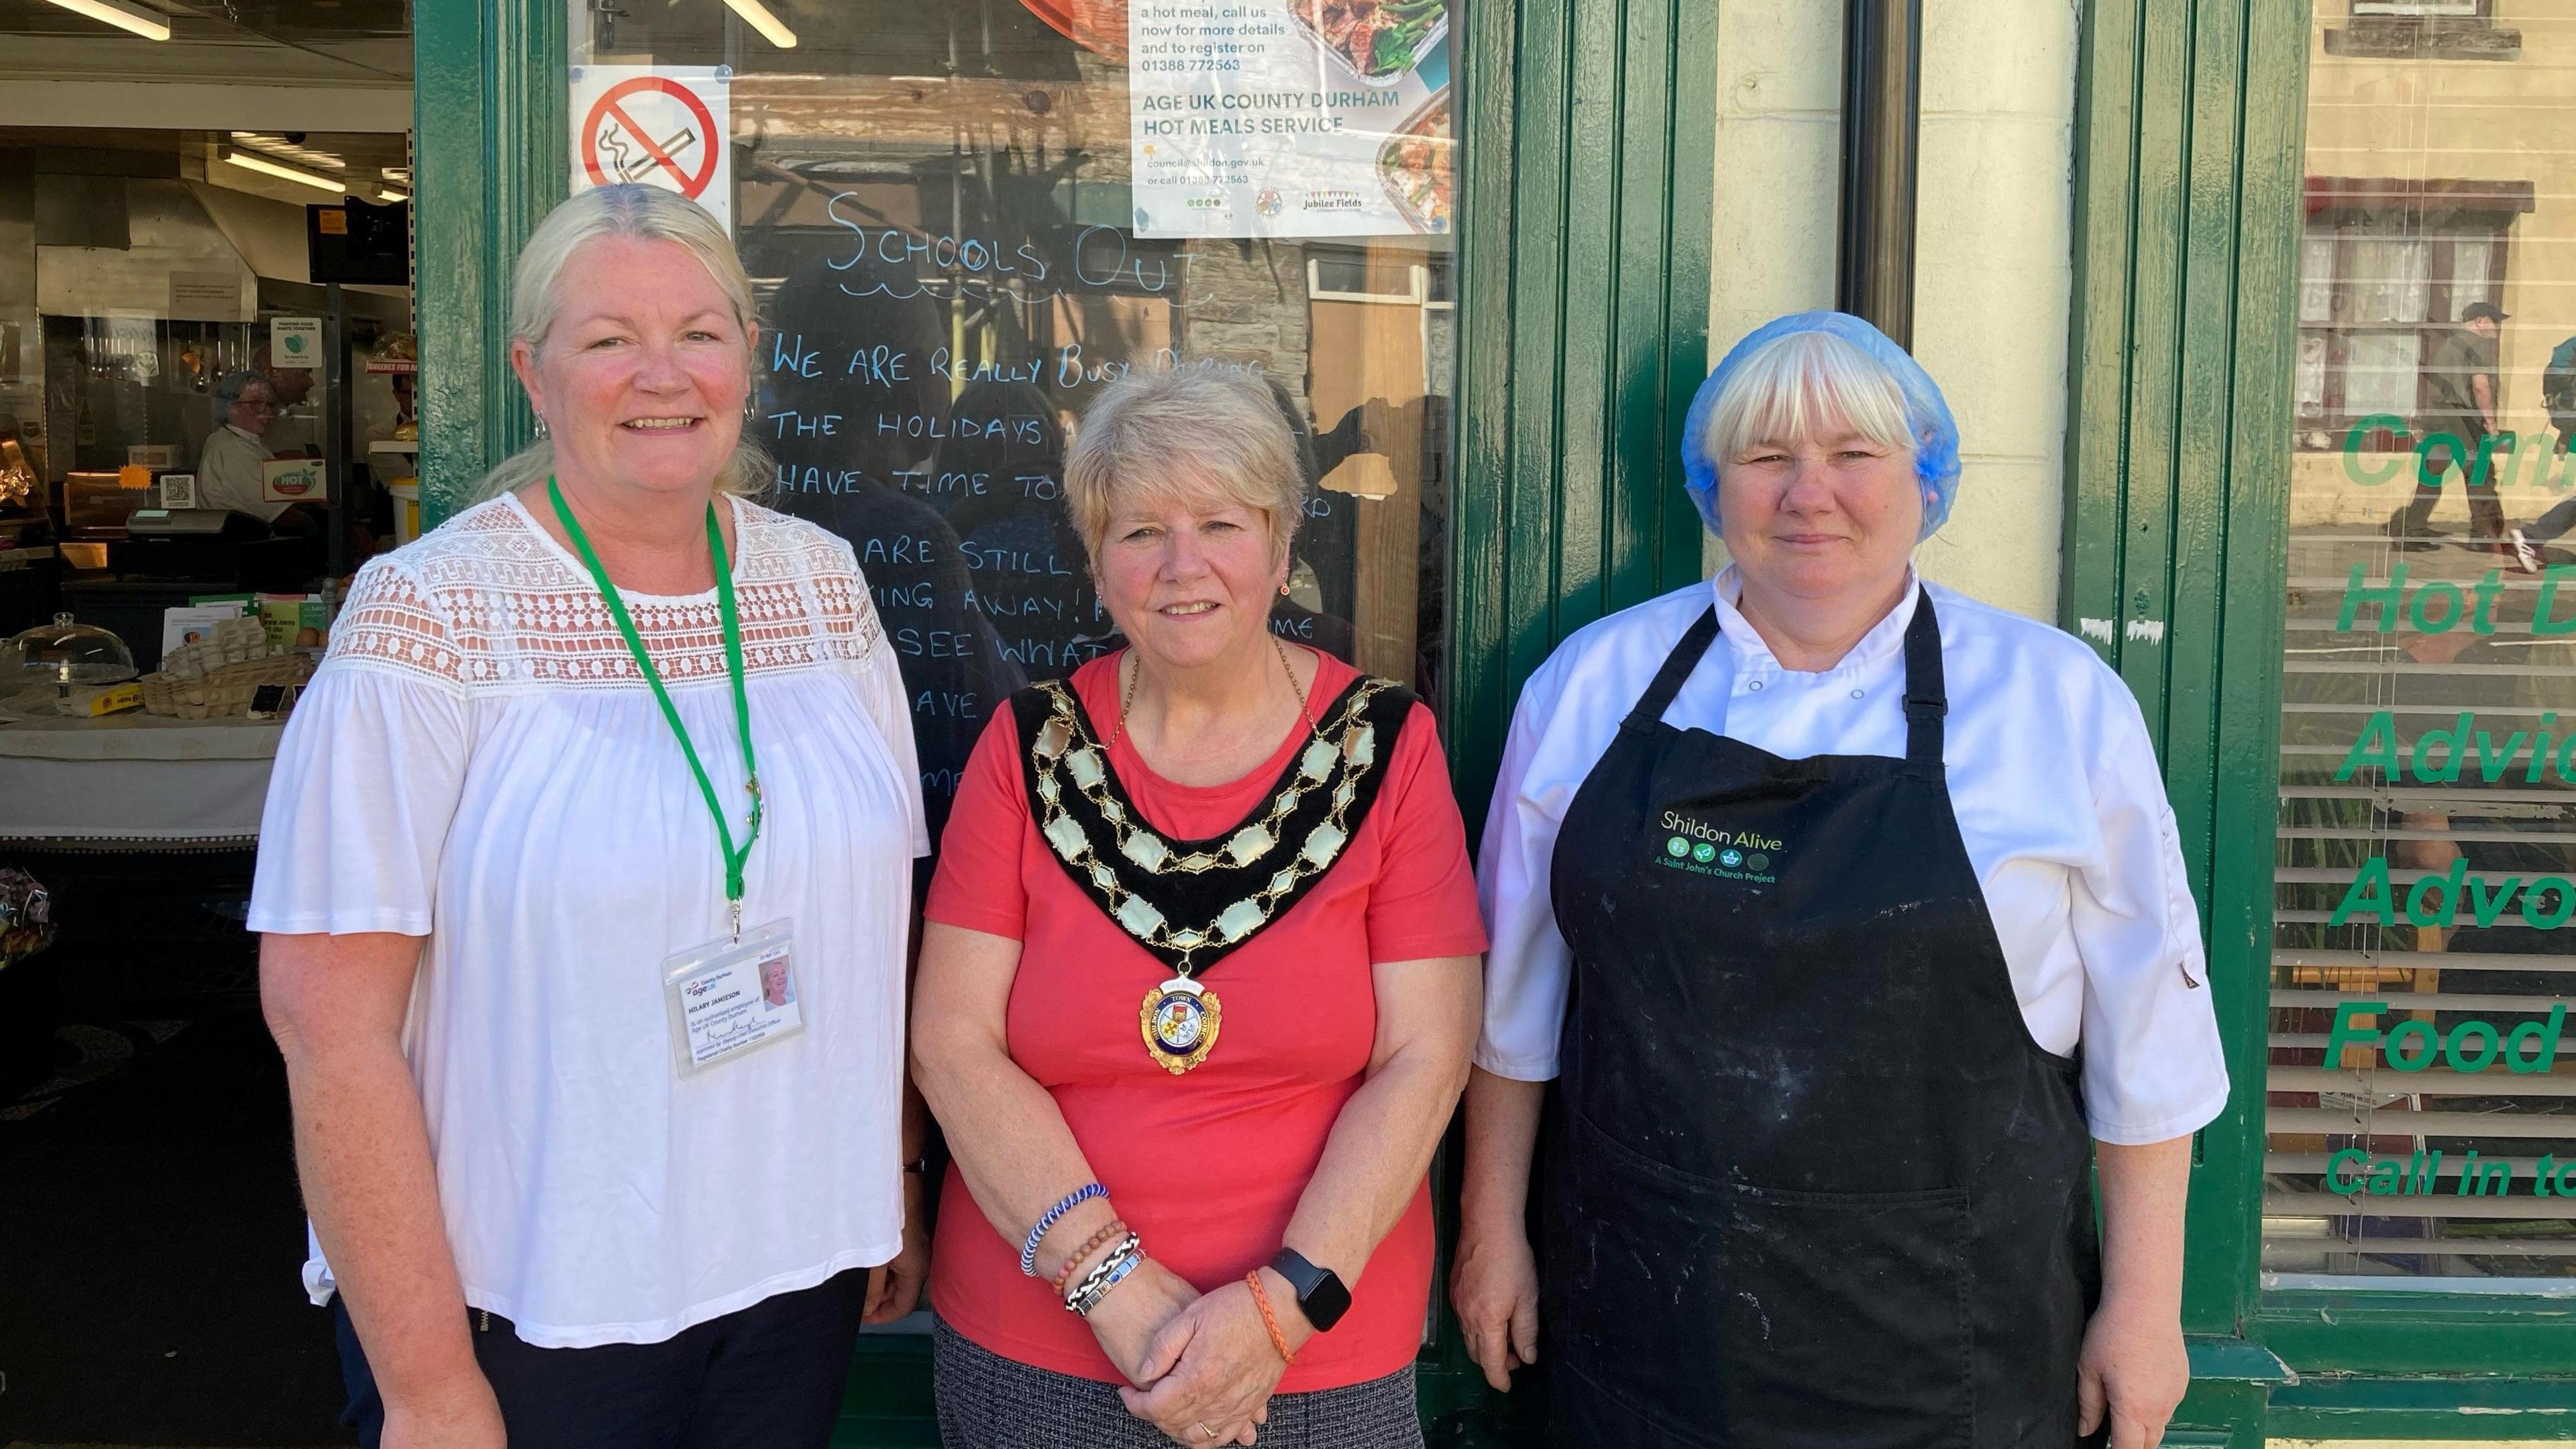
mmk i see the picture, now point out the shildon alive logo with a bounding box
[1656,810,1782,881]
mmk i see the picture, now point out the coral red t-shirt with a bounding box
[924,649,1487,1391]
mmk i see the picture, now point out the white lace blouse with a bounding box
[248,492,927,1348]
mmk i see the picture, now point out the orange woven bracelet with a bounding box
[1052,1218,1128,1297]
[1246,1271,1296,1366]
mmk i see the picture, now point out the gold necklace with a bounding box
[1107,635,1319,756]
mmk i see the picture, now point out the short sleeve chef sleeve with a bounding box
[247,558,471,937]
[2072,681,2231,1144]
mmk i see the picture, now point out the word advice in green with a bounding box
[2334,710,2576,785]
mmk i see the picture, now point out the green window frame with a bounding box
[2070,0,2576,1423]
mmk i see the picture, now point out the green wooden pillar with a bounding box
[1446,0,1718,820]
[2062,0,2307,1428]
[413,0,566,523]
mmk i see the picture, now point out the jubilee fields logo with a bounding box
[1656,810,1780,882]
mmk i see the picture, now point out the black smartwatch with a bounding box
[1267,1247,1351,1333]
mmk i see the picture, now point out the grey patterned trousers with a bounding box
[930,1318,1426,1448]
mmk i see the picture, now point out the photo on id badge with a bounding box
[663,918,802,1075]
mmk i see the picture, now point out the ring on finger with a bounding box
[1195,1424,1214,1441]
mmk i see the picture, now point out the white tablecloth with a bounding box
[0,693,281,846]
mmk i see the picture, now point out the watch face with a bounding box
[1303,1271,1352,1331]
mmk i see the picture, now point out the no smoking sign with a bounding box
[569,66,733,227]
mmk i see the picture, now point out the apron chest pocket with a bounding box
[1564,1116,1977,1449]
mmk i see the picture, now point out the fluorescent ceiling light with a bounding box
[42,0,170,40]
[221,146,345,194]
[379,188,411,204]
[720,0,797,48]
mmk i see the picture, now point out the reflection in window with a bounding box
[2269,1,2576,1289]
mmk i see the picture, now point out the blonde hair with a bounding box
[1699,328,1916,473]
[1063,362,1305,565]
[471,185,769,502]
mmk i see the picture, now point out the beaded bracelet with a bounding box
[1052,1218,1130,1297]
[1063,1232,1142,1313]
[1021,1182,1106,1277]
[1069,1240,1146,1318]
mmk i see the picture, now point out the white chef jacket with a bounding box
[197,423,286,523]
[1475,567,2229,1146]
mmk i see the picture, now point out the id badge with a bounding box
[662,918,802,1076]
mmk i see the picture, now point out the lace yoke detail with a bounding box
[329,496,884,694]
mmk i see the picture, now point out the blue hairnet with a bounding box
[1680,310,1962,541]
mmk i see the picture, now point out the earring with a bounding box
[1278,581,1291,597]
[743,393,758,421]
[532,413,549,439]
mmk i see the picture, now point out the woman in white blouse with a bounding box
[253,184,928,1448]
[1449,313,2227,1449]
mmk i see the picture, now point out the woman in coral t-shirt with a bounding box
[912,362,1486,1449]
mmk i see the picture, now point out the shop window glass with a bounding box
[2271,1,2576,1287]
[567,1,1460,847]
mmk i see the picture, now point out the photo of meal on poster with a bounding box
[1128,0,1452,237]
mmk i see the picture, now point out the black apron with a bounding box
[1542,591,2100,1449]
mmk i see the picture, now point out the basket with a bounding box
[140,653,314,719]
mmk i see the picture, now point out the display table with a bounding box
[0,693,281,847]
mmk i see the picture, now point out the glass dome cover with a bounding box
[5,612,138,688]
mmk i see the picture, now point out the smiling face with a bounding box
[510,234,755,500]
[1716,422,1923,606]
[1090,467,1287,676]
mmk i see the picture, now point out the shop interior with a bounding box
[0,1,411,1443]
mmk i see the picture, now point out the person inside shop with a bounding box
[252,182,930,1448]
[2392,301,2509,556]
[1450,311,2230,1449]
[910,361,1487,1448]
[199,370,301,527]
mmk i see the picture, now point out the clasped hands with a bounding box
[1088,1260,1308,1446]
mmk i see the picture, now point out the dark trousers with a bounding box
[2397,432,2505,540]
[333,1269,870,1449]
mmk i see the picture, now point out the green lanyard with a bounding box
[548,478,763,937]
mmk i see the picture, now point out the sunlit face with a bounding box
[1716,423,1923,604]
[511,235,755,499]
[1091,473,1286,675]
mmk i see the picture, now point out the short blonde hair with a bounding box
[1063,362,1304,564]
[1699,328,1915,472]
[473,185,768,502]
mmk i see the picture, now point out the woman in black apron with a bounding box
[1450,313,2227,1449]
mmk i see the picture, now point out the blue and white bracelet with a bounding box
[1020,1181,1107,1277]
[1067,1235,1146,1318]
